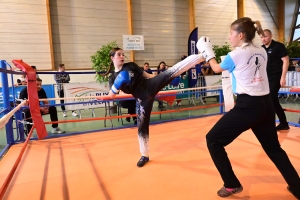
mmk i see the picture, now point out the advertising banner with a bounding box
[64,82,111,110]
[204,75,222,97]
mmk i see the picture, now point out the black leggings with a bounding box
[206,94,300,196]
[126,54,200,157]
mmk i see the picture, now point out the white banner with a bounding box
[205,75,222,96]
[123,35,144,50]
[64,82,111,110]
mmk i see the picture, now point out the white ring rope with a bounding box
[0,100,28,129]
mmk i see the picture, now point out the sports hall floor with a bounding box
[0,98,300,199]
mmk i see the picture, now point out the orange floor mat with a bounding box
[0,115,300,200]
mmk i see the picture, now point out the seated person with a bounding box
[120,100,137,125]
[143,62,153,74]
[288,60,300,72]
[31,65,40,78]
[19,78,65,134]
[15,74,27,86]
[293,60,300,72]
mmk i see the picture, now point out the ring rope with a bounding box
[38,85,223,102]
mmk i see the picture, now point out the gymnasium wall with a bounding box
[0,1,52,70]
[131,0,190,67]
[0,0,298,87]
[50,0,129,70]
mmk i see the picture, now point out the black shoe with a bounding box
[125,117,130,122]
[287,186,300,199]
[137,156,149,167]
[217,186,243,197]
[276,123,290,131]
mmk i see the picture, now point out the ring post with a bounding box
[0,60,14,144]
[15,110,25,141]
[219,89,224,114]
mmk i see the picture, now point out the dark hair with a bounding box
[31,66,37,70]
[231,17,264,42]
[59,63,64,67]
[157,61,166,74]
[109,47,122,68]
[36,78,42,82]
[144,62,149,65]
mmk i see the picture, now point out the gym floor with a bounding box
[0,97,300,152]
[0,114,299,199]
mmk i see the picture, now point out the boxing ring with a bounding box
[1,60,300,199]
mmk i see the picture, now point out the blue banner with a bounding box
[187,27,201,88]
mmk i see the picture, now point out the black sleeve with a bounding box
[279,43,288,58]
[39,88,48,99]
[19,88,28,100]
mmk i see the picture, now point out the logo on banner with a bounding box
[68,87,108,105]
[64,82,110,110]
[191,40,196,55]
[191,69,197,79]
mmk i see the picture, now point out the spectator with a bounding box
[19,78,65,135]
[154,61,166,75]
[292,60,300,72]
[261,29,290,130]
[31,66,39,78]
[54,64,78,117]
[201,61,214,75]
[143,62,153,74]
[155,61,167,110]
[15,74,27,86]
[120,100,137,125]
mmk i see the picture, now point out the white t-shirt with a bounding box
[220,43,270,96]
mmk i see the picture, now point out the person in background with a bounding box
[155,61,167,109]
[19,78,65,135]
[31,66,39,78]
[154,61,166,75]
[54,63,78,117]
[290,59,300,72]
[260,29,290,130]
[15,74,27,86]
[143,62,153,74]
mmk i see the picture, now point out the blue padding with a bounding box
[170,76,181,86]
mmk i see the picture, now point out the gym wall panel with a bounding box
[0,1,52,70]
[244,0,279,45]
[285,0,297,42]
[131,0,190,67]
[194,0,237,46]
[50,0,129,70]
